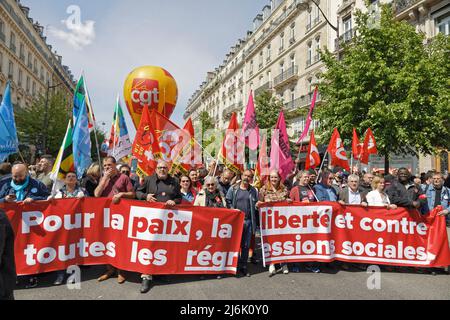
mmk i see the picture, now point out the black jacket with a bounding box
[385,181,424,209]
[0,210,16,300]
[136,174,182,204]
[0,177,50,203]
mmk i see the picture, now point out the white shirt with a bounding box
[348,188,362,204]
[366,190,391,206]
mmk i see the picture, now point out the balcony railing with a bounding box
[228,85,236,95]
[307,17,322,32]
[285,92,322,112]
[335,29,356,51]
[394,0,421,15]
[222,103,241,119]
[238,78,244,86]
[274,65,299,87]
[306,57,312,67]
[254,81,272,97]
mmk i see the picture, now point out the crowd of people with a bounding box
[0,154,449,299]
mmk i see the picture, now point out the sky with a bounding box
[22,0,269,137]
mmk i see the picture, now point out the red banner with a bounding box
[4,198,244,276]
[259,202,450,267]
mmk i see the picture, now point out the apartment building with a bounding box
[185,0,449,173]
[0,0,76,109]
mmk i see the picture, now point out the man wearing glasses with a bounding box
[135,160,182,293]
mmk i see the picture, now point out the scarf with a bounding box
[205,190,224,208]
[10,176,30,201]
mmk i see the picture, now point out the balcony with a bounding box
[254,81,272,97]
[306,17,322,33]
[228,85,236,95]
[222,103,242,119]
[335,29,356,51]
[274,65,299,88]
[394,0,421,15]
[285,92,322,113]
[238,78,244,86]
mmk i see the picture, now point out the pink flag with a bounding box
[242,91,260,151]
[270,111,295,181]
[296,86,318,144]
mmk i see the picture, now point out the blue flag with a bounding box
[72,98,92,178]
[0,82,19,162]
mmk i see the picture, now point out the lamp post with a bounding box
[43,80,64,153]
[298,0,340,54]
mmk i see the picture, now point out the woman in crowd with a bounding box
[366,176,397,210]
[257,170,291,277]
[81,164,101,197]
[48,171,87,286]
[189,169,203,193]
[180,175,196,204]
[194,176,226,208]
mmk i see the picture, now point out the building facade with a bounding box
[185,0,449,174]
[0,0,76,109]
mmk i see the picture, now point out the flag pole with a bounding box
[316,152,328,184]
[82,71,102,173]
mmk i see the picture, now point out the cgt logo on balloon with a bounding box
[130,79,160,111]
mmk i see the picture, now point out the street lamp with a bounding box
[298,0,340,53]
[43,80,64,153]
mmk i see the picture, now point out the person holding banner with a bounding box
[194,176,226,208]
[48,171,87,286]
[256,171,291,277]
[366,176,397,209]
[290,171,318,203]
[136,160,182,293]
[314,171,338,202]
[95,156,135,284]
[0,163,50,289]
[226,170,258,278]
[81,164,101,197]
[0,209,16,300]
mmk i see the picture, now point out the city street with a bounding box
[13,229,450,301]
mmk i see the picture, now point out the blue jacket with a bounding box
[226,184,259,235]
[423,184,450,213]
[0,177,50,203]
[314,183,338,202]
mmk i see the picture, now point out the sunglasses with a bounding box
[181,180,190,183]
[157,167,168,170]
[206,184,215,187]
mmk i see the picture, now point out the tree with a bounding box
[255,90,284,140]
[16,91,71,158]
[198,110,216,158]
[317,5,450,172]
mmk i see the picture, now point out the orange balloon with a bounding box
[124,66,178,129]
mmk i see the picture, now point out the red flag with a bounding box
[132,105,161,178]
[326,128,350,171]
[360,128,378,164]
[297,86,318,144]
[242,91,260,151]
[254,134,270,188]
[170,118,201,175]
[305,130,321,170]
[149,109,183,170]
[220,112,244,175]
[352,128,363,161]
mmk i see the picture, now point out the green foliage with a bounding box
[198,111,216,157]
[317,5,450,160]
[255,90,284,139]
[16,91,70,157]
[91,127,106,163]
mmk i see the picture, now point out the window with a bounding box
[0,52,2,73]
[437,12,450,35]
[290,55,295,69]
[0,19,5,42]
[343,16,352,41]
[290,23,295,43]
[28,53,32,69]
[315,37,320,62]
[280,33,285,52]
[290,86,295,102]
[307,8,312,30]
[8,61,13,80]
[34,59,38,74]
[280,62,285,75]
[307,42,312,67]
[26,76,30,93]
[266,45,271,62]
[40,66,44,81]
[267,70,272,82]
[10,32,16,53]
[32,81,36,96]
[259,51,263,69]
[18,69,22,86]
